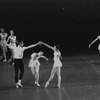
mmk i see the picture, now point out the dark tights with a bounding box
[14,59,24,83]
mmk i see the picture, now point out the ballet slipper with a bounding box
[45,82,49,88]
[35,82,40,86]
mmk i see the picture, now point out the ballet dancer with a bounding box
[6,41,41,88]
[7,30,17,63]
[29,51,48,86]
[88,35,100,52]
[0,28,8,62]
[41,42,62,88]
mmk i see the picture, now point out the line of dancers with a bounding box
[0,28,63,89]
[0,28,17,62]
[1,27,99,89]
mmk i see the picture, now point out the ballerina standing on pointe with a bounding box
[7,30,17,63]
[29,51,48,87]
[0,28,8,62]
[40,41,62,88]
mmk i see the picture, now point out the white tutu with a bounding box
[0,40,7,47]
[53,51,62,67]
[29,59,40,68]
[53,59,62,67]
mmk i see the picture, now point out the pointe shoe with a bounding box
[17,83,23,87]
[57,84,60,88]
[35,82,40,86]
[16,83,19,88]
[8,59,11,63]
[45,82,49,88]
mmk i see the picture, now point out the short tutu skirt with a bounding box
[29,60,40,68]
[53,59,62,67]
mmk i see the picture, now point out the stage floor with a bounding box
[0,54,100,100]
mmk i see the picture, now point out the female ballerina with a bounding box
[88,35,100,51]
[0,28,8,62]
[29,51,48,86]
[41,42,62,88]
[7,30,17,63]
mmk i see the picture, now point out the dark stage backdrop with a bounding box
[0,0,100,56]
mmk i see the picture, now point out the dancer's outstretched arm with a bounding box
[40,55,48,61]
[41,42,54,51]
[24,42,40,50]
[37,54,48,61]
[88,36,99,48]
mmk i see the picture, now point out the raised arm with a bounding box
[41,42,54,51]
[88,36,99,48]
[7,36,10,43]
[24,42,40,50]
[38,55,48,61]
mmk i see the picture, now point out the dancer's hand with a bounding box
[88,44,91,48]
[38,41,42,45]
[39,41,44,45]
[47,58,49,61]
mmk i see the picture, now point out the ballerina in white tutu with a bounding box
[7,30,17,63]
[41,42,62,88]
[29,51,48,86]
[0,28,8,62]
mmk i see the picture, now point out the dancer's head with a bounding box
[10,30,14,35]
[1,28,4,33]
[31,53,37,59]
[54,45,60,51]
[38,51,44,56]
[18,41,24,47]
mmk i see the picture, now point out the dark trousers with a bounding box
[14,59,24,83]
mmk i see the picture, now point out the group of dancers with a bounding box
[0,28,63,89]
[1,27,100,89]
[0,28,17,62]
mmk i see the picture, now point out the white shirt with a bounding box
[10,46,26,59]
[8,44,38,59]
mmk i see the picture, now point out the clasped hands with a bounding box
[38,41,45,45]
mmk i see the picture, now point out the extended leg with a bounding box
[3,47,7,62]
[17,59,24,88]
[45,67,57,88]
[34,66,40,86]
[14,59,19,88]
[30,67,35,76]
[57,67,61,88]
